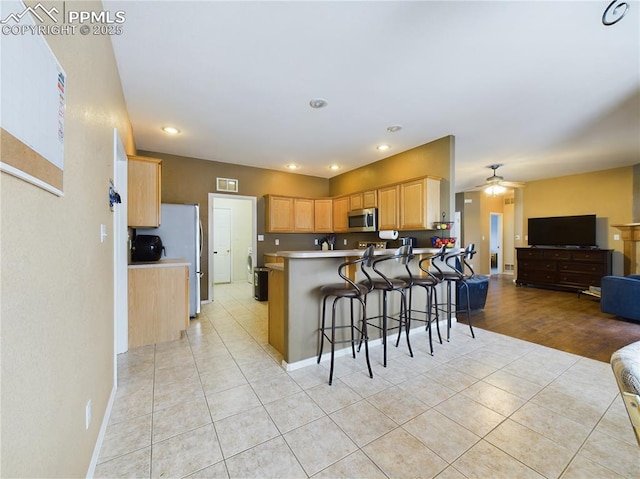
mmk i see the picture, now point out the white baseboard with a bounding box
[85,384,117,478]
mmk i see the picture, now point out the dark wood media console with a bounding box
[516,247,612,291]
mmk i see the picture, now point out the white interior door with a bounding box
[213,207,232,283]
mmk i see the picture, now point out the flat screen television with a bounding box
[527,214,597,248]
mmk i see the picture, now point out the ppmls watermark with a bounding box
[1,2,126,36]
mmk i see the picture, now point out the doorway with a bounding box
[208,194,257,302]
[490,212,503,274]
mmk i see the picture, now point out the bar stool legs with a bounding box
[405,283,442,355]
[318,294,372,386]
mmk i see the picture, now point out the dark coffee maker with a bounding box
[131,235,164,262]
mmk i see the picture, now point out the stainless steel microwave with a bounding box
[348,208,378,232]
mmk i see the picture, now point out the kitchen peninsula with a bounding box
[266,247,444,368]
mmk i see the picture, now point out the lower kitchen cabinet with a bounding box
[128,260,189,349]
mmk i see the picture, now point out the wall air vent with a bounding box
[216,177,239,193]
[504,198,515,205]
[504,264,514,271]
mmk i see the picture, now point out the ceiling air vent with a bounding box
[216,177,239,193]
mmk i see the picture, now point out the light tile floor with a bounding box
[95,283,640,479]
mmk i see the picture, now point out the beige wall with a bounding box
[329,135,454,218]
[140,150,330,298]
[463,166,635,276]
[143,138,454,297]
[521,166,634,275]
[0,1,135,476]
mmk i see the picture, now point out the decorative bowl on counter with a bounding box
[431,236,456,248]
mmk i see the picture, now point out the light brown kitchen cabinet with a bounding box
[350,190,377,211]
[128,156,162,227]
[400,177,440,230]
[332,196,349,232]
[377,185,400,230]
[314,199,333,232]
[128,262,189,349]
[294,198,315,232]
[265,195,294,232]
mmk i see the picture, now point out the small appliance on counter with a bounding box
[131,235,164,262]
[399,237,417,247]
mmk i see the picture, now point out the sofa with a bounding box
[600,274,640,322]
[610,341,640,446]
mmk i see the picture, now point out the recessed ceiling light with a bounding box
[386,125,403,133]
[309,98,328,109]
[377,144,390,151]
[329,164,341,171]
[286,163,299,170]
[162,126,180,134]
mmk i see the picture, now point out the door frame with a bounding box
[113,129,128,359]
[207,193,257,302]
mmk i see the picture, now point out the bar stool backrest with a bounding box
[372,244,414,288]
[420,244,447,282]
[445,243,476,279]
[338,245,375,294]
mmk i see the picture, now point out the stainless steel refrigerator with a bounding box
[138,203,201,317]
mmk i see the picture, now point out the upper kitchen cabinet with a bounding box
[349,190,377,211]
[293,198,315,232]
[400,177,440,230]
[332,196,349,232]
[265,195,294,233]
[128,156,162,227]
[377,185,400,230]
[314,199,333,232]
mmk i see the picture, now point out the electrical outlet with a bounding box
[614,234,620,241]
[257,235,264,241]
[314,239,318,245]
[344,239,347,246]
[275,239,279,246]
[85,400,92,430]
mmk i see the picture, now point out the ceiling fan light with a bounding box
[485,184,507,196]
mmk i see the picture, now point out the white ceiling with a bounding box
[106,1,640,192]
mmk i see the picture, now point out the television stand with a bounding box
[516,247,612,292]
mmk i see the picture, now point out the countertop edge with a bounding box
[128,259,191,269]
[276,248,443,259]
[265,262,284,271]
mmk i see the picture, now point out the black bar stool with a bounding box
[436,244,477,340]
[398,245,447,355]
[359,245,414,367]
[317,245,375,385]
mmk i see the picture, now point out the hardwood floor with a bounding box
[457,274,640,363]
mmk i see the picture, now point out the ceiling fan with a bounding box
[476,164,525,195]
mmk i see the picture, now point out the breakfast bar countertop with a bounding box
[275,247,442,259]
